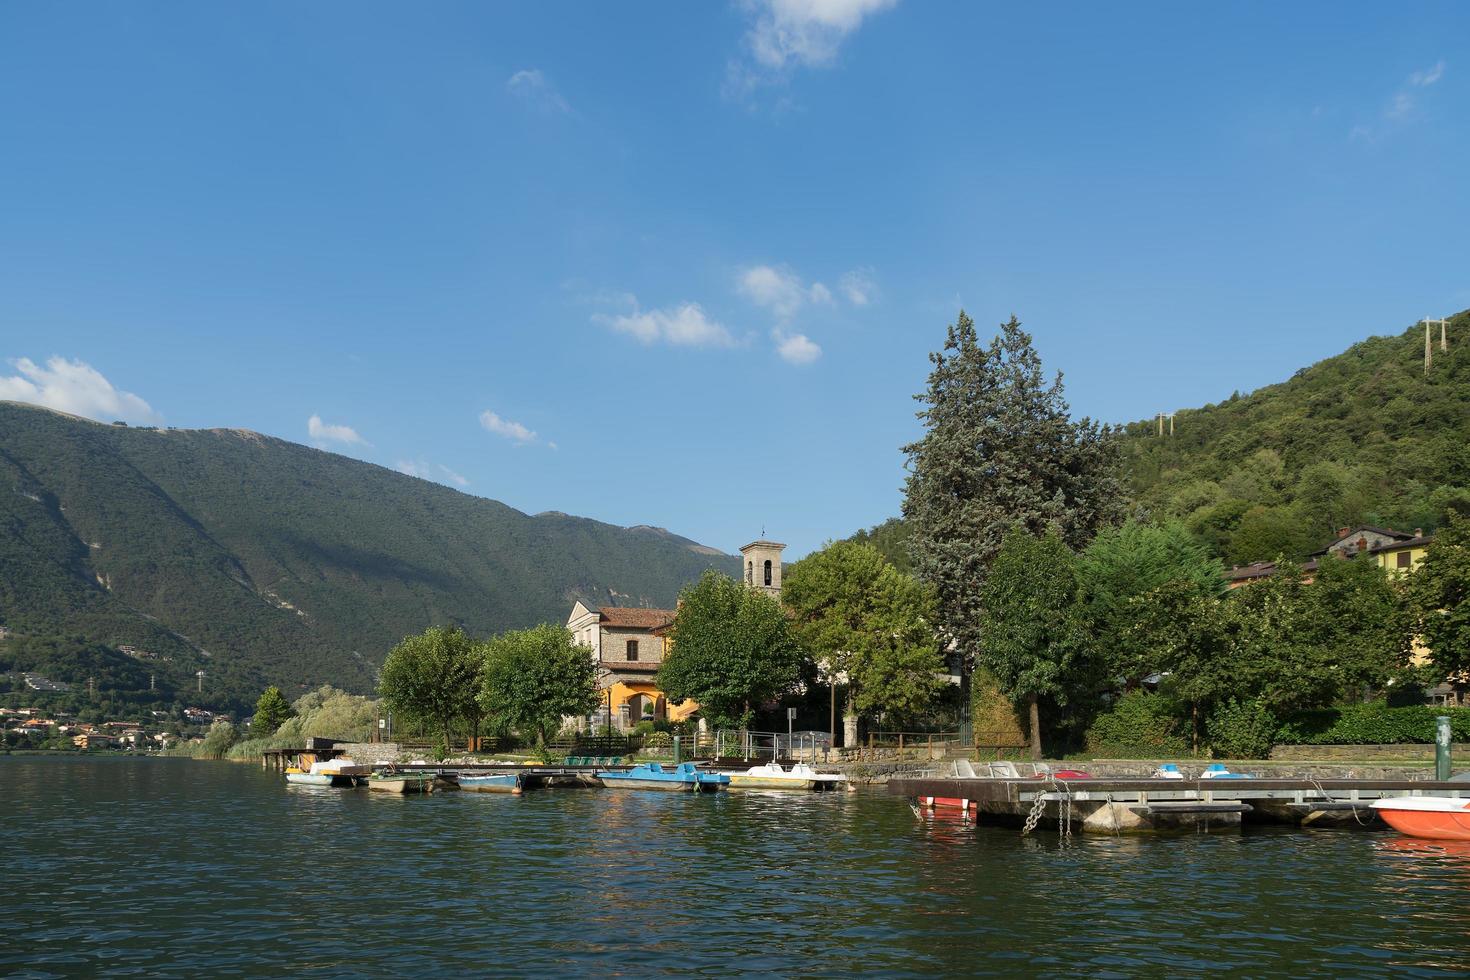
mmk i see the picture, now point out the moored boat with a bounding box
[728,762,848,791]
[457,772,524,794]
[1371,796,1470,840]
[367,771,437,794]
[285,757,363,787]
[596,762,729,793]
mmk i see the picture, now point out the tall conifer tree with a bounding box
[902,312,1123,703]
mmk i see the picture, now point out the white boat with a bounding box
[728,762,849,791]
[285,757,361,787]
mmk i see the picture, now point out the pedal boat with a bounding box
[457,772,524,794]
[728,762,848,791]
[285,757,362,787]
[596,762,729,793]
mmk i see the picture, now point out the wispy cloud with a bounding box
[395,459,471,488]
[307,414,368,447]
[480,410,538,444]
[395,460,430,479]
[594,296,737,348]
[1352,60,1446,141]
[438,464,470,487]
[0,356,159,424]
[728,0,898,97]
[839,267,878,306]
[773,329,822,365]
[507,69,572,114]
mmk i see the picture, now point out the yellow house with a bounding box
[1364,531,1433,577]
[566,601,699,730]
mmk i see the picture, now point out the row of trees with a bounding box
[378,624,598,754]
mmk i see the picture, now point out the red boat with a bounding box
[1371,796,1470,840]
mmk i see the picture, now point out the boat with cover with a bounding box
[596,762,729,793]
[457,772,523,794]
[728,762,849,791]
[367,771,438,794]
[1371,796,1470,840]
[285,757,362,787]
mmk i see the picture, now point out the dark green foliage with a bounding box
[1084,691,1188,756]
[977,528,1092,757]
[1276,704,1470,745]
[0,402,736,708]
[658,571,803,728]
[902,312,1123,726]
[250,686,295,737]
[1406,512,1470,676]
[479,624,599,747]
[846,518,914,574]
[1206,699,1276,759]
[1126,310,1470,563]
[1076,521,1224,685]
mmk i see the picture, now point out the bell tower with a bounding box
[739,538,785,599]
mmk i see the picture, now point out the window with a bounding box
[1397,552,1411,569]
[746,561,753,585]
[763,559,772,587]
[626,639,639,661]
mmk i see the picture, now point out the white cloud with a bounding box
[738,264,832,320]
[744,0,898,70]
[839,267,878,306]
[395,459,430,479]
[0,356,159,424]
[773,329,822,365]
[438,464,470,487]
[307,414,368,446]
[729,0,898,95]
[506,69,571,114]
[1409,61,1445,87]
[480,410,538,444]
[596,299,736,348]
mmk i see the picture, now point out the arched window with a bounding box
[763,559,772,586]
[746,561,753,585]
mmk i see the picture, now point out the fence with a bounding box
[848,731,962,761]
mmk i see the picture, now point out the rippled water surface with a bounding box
[4,757,1470,976]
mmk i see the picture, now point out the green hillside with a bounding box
[0,402,736,707]
[1125,311,1470,564]
[850,310,1470,566]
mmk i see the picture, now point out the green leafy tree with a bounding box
[903,312,1123,682]
[250,685,296,737]
[479,624,599,748]
[977,528,1090,758]
[1304,556,1412,697]
[200,719,239,759]
[784,541,945,731]
[657,571,803,728]
[1076,520,1225,685]
[1131,581,1234,750]
[378,626,482,754]
[1407,513,1470,676]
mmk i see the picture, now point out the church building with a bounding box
[566,538,785,731]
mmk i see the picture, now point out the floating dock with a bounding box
[889,776,1470,833]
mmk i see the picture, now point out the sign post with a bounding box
[1436,715,1452,781]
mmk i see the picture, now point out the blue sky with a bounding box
[1,2,1466,559]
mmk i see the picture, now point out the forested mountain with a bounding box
[851,310,1470,567]
[0,402,737,706]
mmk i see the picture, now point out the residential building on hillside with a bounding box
[567,538,786,732]
[1224,525,1434,589]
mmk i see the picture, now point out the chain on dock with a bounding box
[1021,790,1046,836]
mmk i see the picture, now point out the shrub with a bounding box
[1275,704,1470,745]
[1084,691,1188,756]
[1207,699,1276,759]
[199,719,239,759]
[632,720,657,736]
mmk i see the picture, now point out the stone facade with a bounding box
[739,539,785,598]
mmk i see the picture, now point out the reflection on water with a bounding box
[3,757,1470,976]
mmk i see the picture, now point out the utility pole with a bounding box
[149,673,155,692]
[196,670,205,694]
[1426,318,1433,375]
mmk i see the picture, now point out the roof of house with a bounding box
[1366,534,1433,554]
[1224,558,1320,582]
[597,607,676,629]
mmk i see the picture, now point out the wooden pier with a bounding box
[889,776,1470,833]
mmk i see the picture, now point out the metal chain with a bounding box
[1021,791,1047,836]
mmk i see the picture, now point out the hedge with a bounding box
[1275,704,1470,746]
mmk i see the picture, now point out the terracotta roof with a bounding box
[597,607,675,629]
[598,659,660,673]
[1225,558,1320,582]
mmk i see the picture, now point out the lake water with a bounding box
[3,757,1469,976]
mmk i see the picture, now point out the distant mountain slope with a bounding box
[0,402,737,704]
[845,310,1470,567]
[1124,310,1470,563]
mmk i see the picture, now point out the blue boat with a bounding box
[596,762,729,793]
[457,772,523,794]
